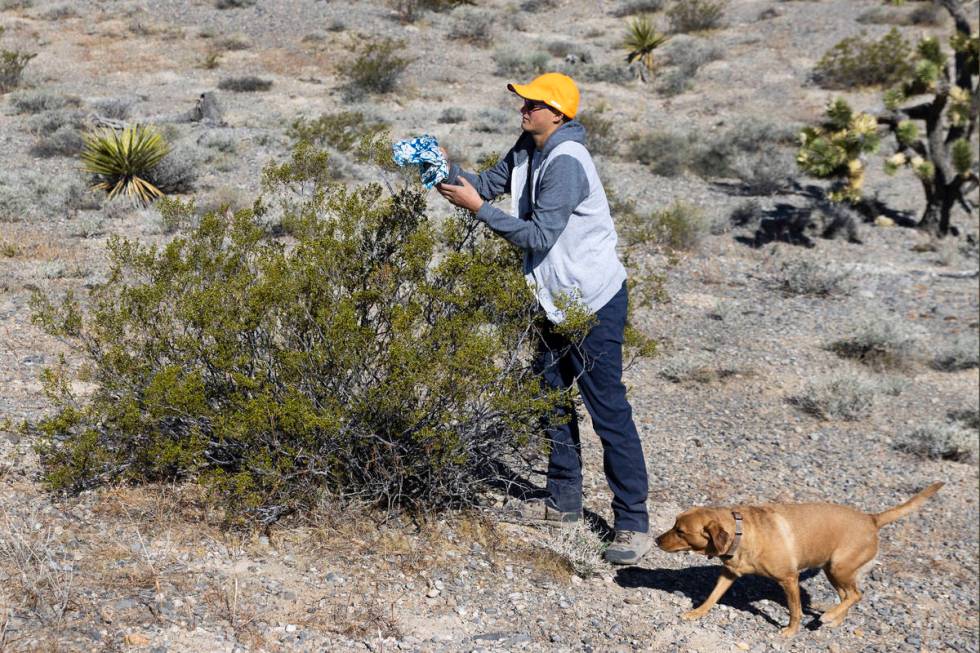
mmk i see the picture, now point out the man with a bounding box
[436,73,651,565]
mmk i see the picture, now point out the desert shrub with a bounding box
[217,76,272,92]
[0,0,33,8]
[546,41,591,63]
[612,0,665,17]
[857,4,945,26]
[561,61,637,84]
[657,37,722,95]
[622,14,669,77]
[449,8,494,47]
[27,109,87,133]
[629,130,694,176]
[658,353,743,384]
[577,110,619,157]
[729,199,762,228]
[215,0,255,8]
[776,260,853,296]
[949,408,979,432]
[788,375,876,421]
[894,422,978,463]
[666,0,727,33]
[81,124,170,206]
[520,0,559,11]
[827,317,916,370]
[438,107,466,124]
[473,108,511,133]
[288,111,388,152]
[543,521,605,577]
[27,141,582,525]
[341,38,410,98]
[0,169,90,221]
[216,34,251,50]
[493,49,550,77]
[9,90,80,113]
[92,98,133,120]
[630,201,709,251]
[932,331,980,371]
[40,3,75,19]
[0,48,35,94]
[31,125,84,158]
[147,143,201,194]
[812,28,914,89]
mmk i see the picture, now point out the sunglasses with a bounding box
[520,100,551,113]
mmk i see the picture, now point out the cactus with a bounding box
[798,0,979,236]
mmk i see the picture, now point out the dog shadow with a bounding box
[615,566,824,629]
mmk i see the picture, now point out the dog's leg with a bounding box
[778,573,802,637]
[819,567,864,627]
[812,564,847,613]
[682,568,737,620]
[820,550,874,627]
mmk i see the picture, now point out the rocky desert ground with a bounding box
[0,0,978,651]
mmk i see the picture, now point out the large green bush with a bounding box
[30,141,580,526]
[813,28,914,89]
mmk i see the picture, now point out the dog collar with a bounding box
[719,511,743,559]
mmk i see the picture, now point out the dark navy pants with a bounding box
[536,282,649,533]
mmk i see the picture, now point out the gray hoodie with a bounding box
[447,121,627,324]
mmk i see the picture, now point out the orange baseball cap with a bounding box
[508,72,580,119]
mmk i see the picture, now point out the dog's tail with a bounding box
[872,482,944,528]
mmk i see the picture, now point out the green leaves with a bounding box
[796,99,881,202]
[622,15,669,72]
[80,124,170,205]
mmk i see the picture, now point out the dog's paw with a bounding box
[779,625,800,638]
[681,609,706,621]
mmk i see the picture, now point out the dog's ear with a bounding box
[704,521,731,557]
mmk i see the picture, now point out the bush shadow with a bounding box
[615,565,824,629]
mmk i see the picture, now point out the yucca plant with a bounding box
[81,124,170,205]
[623,15,669,80]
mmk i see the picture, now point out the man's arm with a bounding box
[444,132,531,200]
[474,154,590,253]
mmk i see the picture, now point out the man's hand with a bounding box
[436,177,484,213]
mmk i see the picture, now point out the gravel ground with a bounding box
[1,0,978,651]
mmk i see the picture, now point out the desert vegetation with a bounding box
[0,0,976,651]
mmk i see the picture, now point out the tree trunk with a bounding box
[918,182,956,236]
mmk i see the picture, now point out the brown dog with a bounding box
[655,482,943,637]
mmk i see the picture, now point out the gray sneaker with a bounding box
[506,499,583,525]
[604,529,651,565]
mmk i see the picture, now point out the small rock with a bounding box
[736,643,750,651]
[285,624,297,633]
[426,587,440,598]
[124,633,151,646]
[874,216,895,227]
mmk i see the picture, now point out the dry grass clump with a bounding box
[438,107,466,124]
[788,374,882,421]
[0,503,75,624]
[894,422,979,464]
[932,331,979,371]
[857,3,945,26]
[657,36,722,96]
[658,353,746,384]
[827,317,916,371]
[540,521,605,578]
[776,260,853,297]
[8,90,80,114]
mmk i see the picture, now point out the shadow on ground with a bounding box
[615,566,826,629]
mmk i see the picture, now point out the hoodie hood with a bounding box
[540,120,586,158]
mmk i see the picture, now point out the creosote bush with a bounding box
[288,111,388,152]
[28,141,590,526]
[813,28,914,89]
[342,38,411,98]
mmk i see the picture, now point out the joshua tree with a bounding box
[798,0,978,237]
